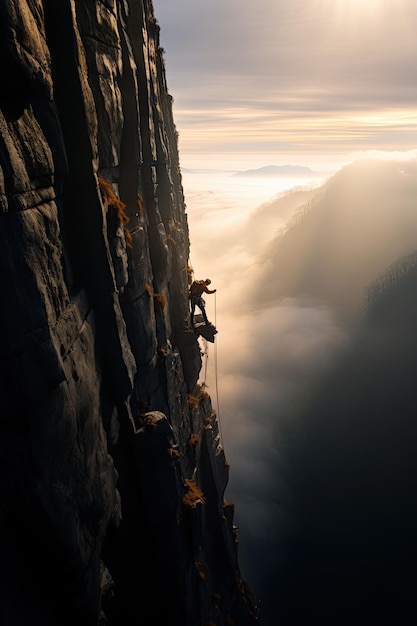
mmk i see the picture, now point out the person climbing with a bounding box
[189,278,216,326]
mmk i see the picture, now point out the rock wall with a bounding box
[0,1,258,624]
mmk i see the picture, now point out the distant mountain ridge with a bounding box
[233,164,320,177]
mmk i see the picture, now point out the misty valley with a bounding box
[188,156,417,625]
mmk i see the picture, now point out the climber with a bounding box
[189,278,216,326]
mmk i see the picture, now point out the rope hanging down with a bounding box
[189,268,224,449]
[213,291,224,448]
[202,337,209,384]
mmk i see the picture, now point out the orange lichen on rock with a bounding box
[186,263,194,285]
[188,433,200,448]
[183,478,205,508]
[153,292,167,310]
[98,176,132,247]
[196,560,209,581]
[187,394,200,409]
[168,446,182,460]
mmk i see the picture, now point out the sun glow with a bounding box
[322,0,386,22]
[335,0,381,6]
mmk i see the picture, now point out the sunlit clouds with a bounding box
[154,0,417,168]
[174,104,417,159]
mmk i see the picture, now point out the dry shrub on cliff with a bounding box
[200,390,209,403]
[204,410,216,426]
[183,478,205,508]
[153,292,167,310]
[188,385,209,411]
[98,177,132,247]
[144,282,152,297]
[188,433,200,448]
[168,446,182,460]
[187,394,200,409]
[196,561,209,581]
[186,263,194,285]
[212,592,222,604]
[197,383,209,402]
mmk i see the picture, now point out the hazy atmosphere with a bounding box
[154,2,417,624]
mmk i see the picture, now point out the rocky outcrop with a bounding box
[0,1,258,624]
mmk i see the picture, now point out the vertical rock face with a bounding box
[0,1,258,625]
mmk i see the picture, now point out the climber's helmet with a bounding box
[205,279,211,285]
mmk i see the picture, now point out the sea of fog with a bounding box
[181,167,332,603]
[180,165,329,439]
[181,168,326,284]
[180,158,417,625]
[182,168,324,229]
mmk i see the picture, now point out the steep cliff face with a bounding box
[0,2,258,624]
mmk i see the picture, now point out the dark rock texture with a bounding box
[0,1,258,624]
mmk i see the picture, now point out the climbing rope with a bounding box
[188,263,225,449]
[213,291,224,448]
[202,337,209,385]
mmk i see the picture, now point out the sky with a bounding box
[153,0,417,171]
